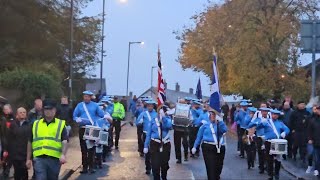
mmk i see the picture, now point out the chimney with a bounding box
[189,88,194,94]
[164,80,167,89]
[175,83,180,92]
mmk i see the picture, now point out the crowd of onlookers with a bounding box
[224,96,320,176]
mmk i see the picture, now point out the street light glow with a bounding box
[141,41,145,45]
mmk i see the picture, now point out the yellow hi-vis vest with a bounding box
[32,118,65,159]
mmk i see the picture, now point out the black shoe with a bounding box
[103,159,106,163]
[195,152,200,157]
[184,157,188,161]
[115,146,119,150]
[80,169,88,174]
[274,175,279,180]
[259,170,264,174]
[240,155,245,158]
[146,170,151,175]
[98,165,103,169]
[129,122,134,126]
[190,154,195,158]
[139,152,144,157]
[89,169,96,174]
[176,159,182,164]
[268,177,273,180]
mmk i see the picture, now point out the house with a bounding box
[139,82,209,103]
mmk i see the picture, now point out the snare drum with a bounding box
[83,125,101,141]
[173,103,191,131]
[98,131,109,145]
[269,139,288,155]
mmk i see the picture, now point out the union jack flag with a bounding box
[157,46,166,107]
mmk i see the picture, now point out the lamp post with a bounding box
[100,0,106,93]
[126,41,144,96]
[151,66,157,98]
[69,0,74,106]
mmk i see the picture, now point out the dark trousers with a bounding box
[150,141,171,180]
[314,147,320,171]
[202,143,225,180]
[189,126,200,153]
[95,152,102,167]
[174,130,189,160]
[12,160,28,180]
[108,126,113,148]
[34,157,61,180]
[143,133,151,171]
[256,137,265,172]
[79,128,95,170]
[137,126,144,153]
[265,141,281,178]
[112,120,122,147]
[237,125,241,151]
[239,128,246,156]
[286,133,293,158]
[245,143,256,168]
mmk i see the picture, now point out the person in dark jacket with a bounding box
[120,96,128,112]
[307,106,320,176]
[230,104,236,124]
[289,101,310,162]
[5,107,30,180]
[1,104,14,178]
[282,102,294,159]
[56,96,73,136]
[221,103,229,125]
[28,99,43,124]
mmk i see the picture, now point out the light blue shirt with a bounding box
[136,109,158,133]
[191,108,203,126]
[236,109,248,125]
[262,119,290,140]
[195,111,210,127]
[193,121,228,148]
[73,101,105,127]
[144,116,172,148]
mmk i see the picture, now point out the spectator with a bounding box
[6,107,30,180]
[120,96,128,112]
[1,104,14,178]
[221,103,229,125]
[282,102,294,159]
[28,99,43,124]
[129,95,137,126]
[230,104,236,124]
[289,101,310,162]
[307,106,320,176]
[56,96,73,136]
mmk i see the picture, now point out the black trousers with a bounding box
[265,141,281,178]
[150,141,171,180]
[112,120,122,147]
[174,130,189,161]
[286,133,293,158]
[239,128,246,156]
[237,125,241,151]
[256,137,265,172]
[189,126,200,153]
[292,132,307,161]
[245,143,256,168]
[108,126,114,148]
[137,126,144,153]
[79,128,95,170]
[143,133,151,171]
[202,143,225,180]
[12,160,28,180]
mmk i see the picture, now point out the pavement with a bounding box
[68,123,295,180]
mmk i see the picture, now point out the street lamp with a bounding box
[126,41,144,97]
[69,0,74,106]
[100,0,106,93]
[151,66,157,98]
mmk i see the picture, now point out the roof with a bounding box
[139,87,209,103]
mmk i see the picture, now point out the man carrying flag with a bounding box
[144,46,172,180]
[192,48,228,180]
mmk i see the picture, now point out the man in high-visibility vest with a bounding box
[26,99,68,180]
[111,96,125,149]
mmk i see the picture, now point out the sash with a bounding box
[155,117,163,152]
[82,102,94,125]
[268,119,279,139]
[210,123,224,153]
[146,111,152,122]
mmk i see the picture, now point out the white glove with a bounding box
[76,117,82,123]
[191,148,197,154]
[201,120,207,125]
[280,132,286,138]
[138,119,143,124]
[143,148,148,154]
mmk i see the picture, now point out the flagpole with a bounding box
[212,47,224,107]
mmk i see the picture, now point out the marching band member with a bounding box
[251,103,271,122]
[173,98,189,164]
[243,107,257,169]
[143,108,172,180]
[192,109,228,180]
[95,103,113,168]
[136,100,157,174]
[135,99,145,157]
[73,91,106,174]
[235,101,249,158]
[247,107,270,174]
[261,109,290,180]
[189,100,203,158]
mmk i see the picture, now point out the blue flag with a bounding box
[195,78,202,99]
[209,53,221,113]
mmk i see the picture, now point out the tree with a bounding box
[176,0,319,101]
